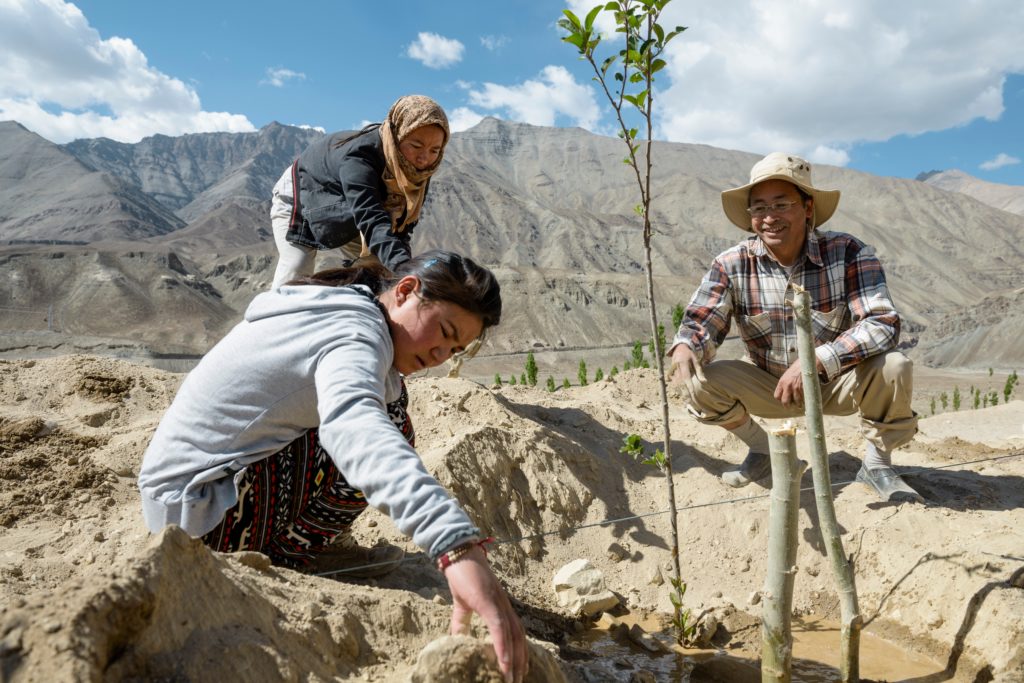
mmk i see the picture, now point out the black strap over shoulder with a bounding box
[347,285,390,324]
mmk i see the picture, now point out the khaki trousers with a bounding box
[270,167,364,289]
[686,351,918,452]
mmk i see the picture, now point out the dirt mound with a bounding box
[1,356,1022,681]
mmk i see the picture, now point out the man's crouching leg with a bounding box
[685,360,794,488]
[847,352,924,503]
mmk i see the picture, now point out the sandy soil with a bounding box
[1,355,1022,682]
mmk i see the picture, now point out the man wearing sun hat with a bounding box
[668,152,922,504]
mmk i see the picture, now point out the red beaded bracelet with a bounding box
[436,536,495,572]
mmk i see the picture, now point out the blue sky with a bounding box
[2,0,1023,185]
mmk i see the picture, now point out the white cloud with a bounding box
[261,67,306,88]
[448,106,486,132]
[406,32,465,69]
[480,35,509,51]
[979,152,1021,171]
[465,65,600,129]
[0,0,254,143]
[569,1,1024,165]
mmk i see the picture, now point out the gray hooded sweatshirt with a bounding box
[137,284,479,559]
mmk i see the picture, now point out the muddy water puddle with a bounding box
[571,613,943,682]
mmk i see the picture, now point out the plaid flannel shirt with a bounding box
[671,230,901,381]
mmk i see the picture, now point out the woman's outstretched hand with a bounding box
[443,545,528,683]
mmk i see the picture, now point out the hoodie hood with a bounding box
[245,284,383,324]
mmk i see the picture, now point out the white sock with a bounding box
[864,441,891,470]
[728,418,769,454]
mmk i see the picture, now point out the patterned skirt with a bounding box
[201,382,415,568]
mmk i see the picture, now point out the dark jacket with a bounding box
[287,126,421,271]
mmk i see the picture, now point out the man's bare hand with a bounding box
[774,357,827,407]
[773,360,805,407]
[668,345,704,402]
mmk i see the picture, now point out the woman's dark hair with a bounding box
[293,250,502,331]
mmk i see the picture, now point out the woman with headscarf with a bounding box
[270,94,449,288]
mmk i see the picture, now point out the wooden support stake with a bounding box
[791,285,862,682]
[762,422,803,682]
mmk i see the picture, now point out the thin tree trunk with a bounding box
[641,236,682,639]
[640,21,683,643]
[791,286,862,682]
[762,423,803,682]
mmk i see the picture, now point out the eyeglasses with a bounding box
[746,200,802,218]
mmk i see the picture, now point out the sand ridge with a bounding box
[1,355,1022,681]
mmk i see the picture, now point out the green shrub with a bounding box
[672,303,685,331]
[631,341,645,368]
[525,352,538,387]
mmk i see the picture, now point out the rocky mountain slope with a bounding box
[1,118,1022,369]
[63,121,323,222]
[919,168,1024,216]
[0,122,184,243]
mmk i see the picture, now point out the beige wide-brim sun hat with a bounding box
[721,152,841,232]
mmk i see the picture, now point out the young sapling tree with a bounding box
[672,303,685,331]
[525,352,538,387]
[631,340,645,369]
[560,0,688,643]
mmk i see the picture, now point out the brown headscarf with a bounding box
[379,95,450,233]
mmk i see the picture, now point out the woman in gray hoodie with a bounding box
[139,251,527,682]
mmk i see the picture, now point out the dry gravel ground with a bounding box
[0,355,1022,682]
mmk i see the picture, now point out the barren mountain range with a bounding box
[1,118,1021,369]
[919,168,1024,216]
